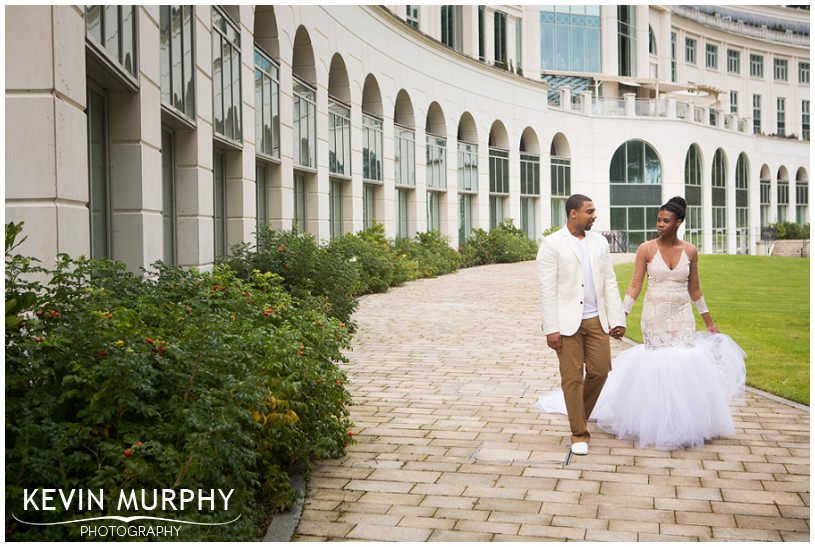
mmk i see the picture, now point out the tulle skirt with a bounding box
[534,333,747,450]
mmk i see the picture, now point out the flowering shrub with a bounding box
[327,224,403,294]
[225,226,360,325]
[5,224,353,541]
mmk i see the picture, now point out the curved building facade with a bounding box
[5,5,810,272]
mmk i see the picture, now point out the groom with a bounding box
[536,194,626,455]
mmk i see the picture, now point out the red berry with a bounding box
[135,441,143,447]
[123,449,133,458]
[50,310,59,317]
[335,380,343,385]
[146,338,154,344]
[99,350,108,357]
[35,311,43,318]
[298,351,303,356]
[347,431,354,437]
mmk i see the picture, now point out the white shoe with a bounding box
[571,442,589,455]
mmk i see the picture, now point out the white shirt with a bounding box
[575,236,599,319]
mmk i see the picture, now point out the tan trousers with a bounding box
[557,316,612,443]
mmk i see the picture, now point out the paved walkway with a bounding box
[293,260,810,541]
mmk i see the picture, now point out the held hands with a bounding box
[546,332,562,353]
[609,326,626,340]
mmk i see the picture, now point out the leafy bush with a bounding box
[6,225,353,541]
[225,226,360,325]
[460,220,538,267]
[404,231,461,278]
[328,224,401,295]
[770,221,810,240]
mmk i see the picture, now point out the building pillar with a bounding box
[5,6,88,269]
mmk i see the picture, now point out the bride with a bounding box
[535,196,746,450]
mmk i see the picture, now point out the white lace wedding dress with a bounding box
[534,249,747,450]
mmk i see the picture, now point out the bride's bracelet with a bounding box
[694,296,709,315]
[623,294,636,314]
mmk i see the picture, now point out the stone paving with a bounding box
[293,260,810,542]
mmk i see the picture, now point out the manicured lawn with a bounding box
[615,254,810,405]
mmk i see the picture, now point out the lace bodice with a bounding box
[641,248,695,350]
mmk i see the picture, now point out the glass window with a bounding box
[426,135,447,190]
[706,43,718,69]
[212,7,242,142]
[803,100,810,141]
[363,114,383,182]
[86,6,138,81]
[736,154,749,253]
[459,193,473,242]
[363,183,376,229]
[457,141,478,192]
[406,5,419,29]
[395,126,416,187]
[396,188,410,238]
[160,6,195,120]
[520,153,540,196]
[617,6,636,77]
[670,32,677,82]
[256,163,268,243]
[329,178,344,240]
[774,58,788,81]
[539,6,602,73]
[730,91,738,115]
[685,37,696,65]
[752,94,761,134]
[87,87,110,259]
[750,54,764,78]
[610,140,663,251]
[255,49,280,159]
[727,49,740,74]
[293,78,316,168]
[427,191,441,233]
[294,173,306,233]
[329,99,351,176]
[478,5,486,61]
[213,150,227,258]
[684,145,703,251]
[796,180,808,225]
[712,149,727,253]
[494,10,507,69]
[777,97,786,136]
[161,129,177,264]
[520,197,536,241]
[489,148,509,195]
[441,6,463,51]
[489,195,505,228]
[760,173,771,230]
[516,17,523,71]
[777,175,789,223]
[800,61,810,84]
[551,156,570,228]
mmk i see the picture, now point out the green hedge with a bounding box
[768,221,810,240]
[5,224,353,541]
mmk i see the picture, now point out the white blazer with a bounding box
[536,227,626,337]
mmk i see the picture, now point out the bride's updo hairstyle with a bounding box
[660,196,687,221]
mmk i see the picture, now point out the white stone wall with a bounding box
[4,5,810,272]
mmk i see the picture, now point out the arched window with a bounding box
[777,166,789,224]
[425,102,447,233]
[712,149,728,253]
[796,168,809,225]
[760,165,771,231]
[610,139,662,251]
[736,153,749,254]
[684,145,703,250]
[488,121,509,228]
[550,133,571,229]
[520,128,541,241]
